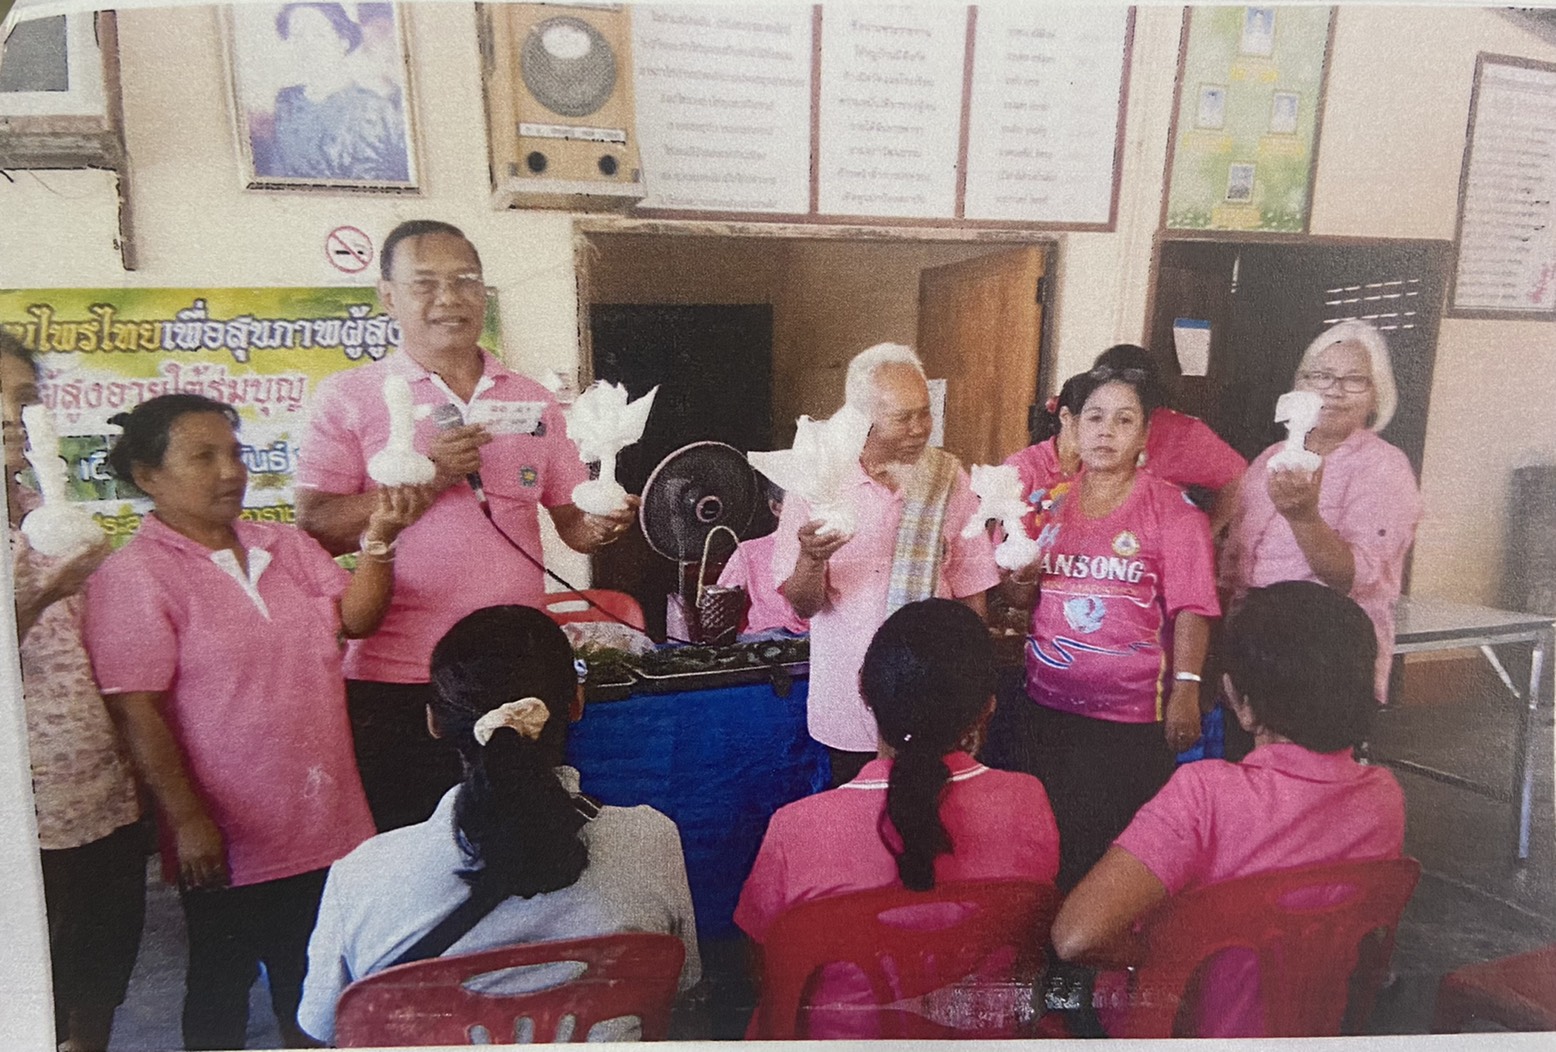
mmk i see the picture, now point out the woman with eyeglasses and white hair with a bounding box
[1221,320,1423,706]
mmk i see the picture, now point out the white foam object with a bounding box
[748,403,871,541]
[566,381,659,516]
[18,404,103,558]
[963,462,1044,571]
[367,375,436,486]
[1268,390,1323,473]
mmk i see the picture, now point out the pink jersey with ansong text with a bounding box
[1025,471,1219,723]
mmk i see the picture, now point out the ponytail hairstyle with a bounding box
[428,605,588,898]
[860,599,997,891]
[1030,372,1088,444]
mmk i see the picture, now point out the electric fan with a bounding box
[639,441,758,642]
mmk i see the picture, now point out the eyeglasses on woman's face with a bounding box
[1297,370,1372,394]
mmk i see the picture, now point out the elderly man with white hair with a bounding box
[773,343,1000,786]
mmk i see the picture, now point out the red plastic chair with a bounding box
[1108,857,1421,1038]
[752,878,1062,1040]
[333,933,685,1047]
[540,589,646,632]
[1433,942,1556,1032]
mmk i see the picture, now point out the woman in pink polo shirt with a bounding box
[735,599,1059,1037]
[1052,581,1406,1037]
[1221,320,1422,709]
[1002,367,1220,890]
[82,393,427,1051]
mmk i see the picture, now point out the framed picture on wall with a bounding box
[223,2,419,191]
[1162,6,1334,232]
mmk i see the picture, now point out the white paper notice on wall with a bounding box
[927,377,947,447]
[1172,319,1212,377]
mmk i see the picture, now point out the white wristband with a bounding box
[1174,672,1202,683]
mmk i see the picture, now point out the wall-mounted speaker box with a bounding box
[479,3,643,211]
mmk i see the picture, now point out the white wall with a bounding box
[4,3,1555,604]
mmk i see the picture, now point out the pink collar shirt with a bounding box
[296,350,588,683]
[1111,742,1405,1037]
[83,515,375,886]
[735,752,1059,1038]
[1221,428,1422,700]
[716,531,808,635]
[772,460,1000,751]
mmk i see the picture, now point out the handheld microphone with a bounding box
[429,403,489,512]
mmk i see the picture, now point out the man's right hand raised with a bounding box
[796,519,851,564]
[427,423,493,491]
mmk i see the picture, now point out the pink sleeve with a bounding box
[1333,447,1421,605]
[1160,488,1220,619]
[1019,778,1062,884]
[539,400,589,509]
[1113,766,1214,895]
[942,469,1001,599]
[770,493,811,589]
[82,552,179,695]
[1150,412,1247,492]
[296,375,368,495]
[285,527,351,600]
[733,816,793,943]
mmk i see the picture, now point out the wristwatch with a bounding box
[360,532,397,559]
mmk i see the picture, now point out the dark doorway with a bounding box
[589,303,774,639]
[1148,238,1454,478]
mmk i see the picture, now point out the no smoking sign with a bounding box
[325,226,374,274]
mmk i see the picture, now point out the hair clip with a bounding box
[1045,395,1059,414]
[901,732,913,744]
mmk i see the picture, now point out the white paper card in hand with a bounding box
[468,400,545,435]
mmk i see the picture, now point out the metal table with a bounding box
[1385,596,1556,860]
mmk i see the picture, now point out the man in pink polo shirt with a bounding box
[1052,581,1405,1037]
[296,220,635,832]
[774,343,1000,786]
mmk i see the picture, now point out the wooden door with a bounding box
[916,246,1048,467]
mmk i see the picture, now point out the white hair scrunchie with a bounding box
[472,697,550,746]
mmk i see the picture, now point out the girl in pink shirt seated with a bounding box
[735,599,1060,1037]
[1051,580,1406,1037]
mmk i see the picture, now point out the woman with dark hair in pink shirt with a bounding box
[1052,580,1405,1037]
[82,394,429,1050]
[735,598,1059,1037]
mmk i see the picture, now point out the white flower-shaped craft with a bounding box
[367,375,436,487]
[19,404,105,558]
[565,381,659,516]
[748,403,872,542]
[1268,390,1323,474]
[963,462,1042,571]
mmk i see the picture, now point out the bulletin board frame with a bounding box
[1447,52,1556,321]
[627,5,1135,233]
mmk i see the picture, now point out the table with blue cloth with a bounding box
[564,677,829,938]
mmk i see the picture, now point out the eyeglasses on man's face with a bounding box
[1298,370,1372,394]
[395,273,487,300]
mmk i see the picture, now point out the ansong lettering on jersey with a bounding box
[1039,552,1147,584]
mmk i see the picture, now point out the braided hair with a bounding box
[428,605,588,898]
[860,599,997,891]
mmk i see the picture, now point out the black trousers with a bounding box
[987,694,1176,891]
[179,868,328,1051]
[39,821,148,1033]
[346,679,463,833]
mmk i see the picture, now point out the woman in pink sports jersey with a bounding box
[1001,367,1219,890]
[1052,581,1405,1037]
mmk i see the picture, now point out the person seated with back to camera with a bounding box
[298,605,700,1044]
[1050,580,1406,1038]
[735,599,1059,1039]
[714,478,808,641]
